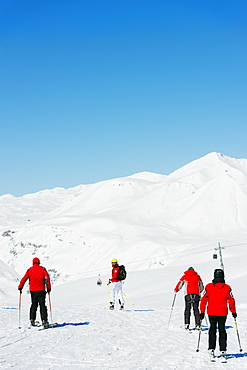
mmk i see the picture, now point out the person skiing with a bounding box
[107,258,124,310]
[18,257,51,328]
[174,267,204,330]
[200,269,237,362]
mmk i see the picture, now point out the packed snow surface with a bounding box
[0,152,247,369]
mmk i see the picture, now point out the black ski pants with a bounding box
[184,294,200,326]
[30,291,48,322]
[208,315,227,351]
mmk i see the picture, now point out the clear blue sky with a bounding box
[0,0,246,196]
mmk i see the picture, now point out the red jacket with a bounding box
[110,265,120,282]
[175,269,204,295]
[200,282,236,316]
[18,264,51,292]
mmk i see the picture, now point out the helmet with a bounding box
[111,258,118,263]
[188,267,194,270]
[214,269,224,279]
[33,257,40,265]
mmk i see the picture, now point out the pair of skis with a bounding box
[27,321,58,330]
[209,350,227,363]
[38,322,58,331]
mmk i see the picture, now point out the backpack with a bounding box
[117,265,127,281]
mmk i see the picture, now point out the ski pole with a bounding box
[107,283,111,307]
[18,291,22,329]
[122,291,134,306]
[196,321,203,352]
[234,318,243,352]
[48,293,53,324]
[167,293,177,330]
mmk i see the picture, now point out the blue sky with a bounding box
[0,0,247,196]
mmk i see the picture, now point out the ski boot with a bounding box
[30,319,36,327]
[42,320,49,329]
[208,349,216,362]
[109,302,114,310]
[220,351,227,363]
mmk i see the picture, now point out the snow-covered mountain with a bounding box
[1,152,247,282]
[0,259,20,300]
[1,152,247,369]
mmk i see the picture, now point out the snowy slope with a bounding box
[0,186,84,228]
[1,253,247,369]
[0,259,20,300]
[168,152,247,187]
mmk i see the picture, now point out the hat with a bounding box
[33,257,40,265]
[188,267,194,270]
[214,269,224,279]
[111,258,118,263]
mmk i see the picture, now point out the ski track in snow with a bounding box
[0,305,246,369]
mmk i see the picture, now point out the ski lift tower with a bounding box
[214,242,225,271]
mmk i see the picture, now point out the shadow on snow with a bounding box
[124,309,155,312]
[54,322,90,328]
[200,325,233,332]
[2,307,17,310]
[227,352,247,359]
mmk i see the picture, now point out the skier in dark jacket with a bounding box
[18,257,51,328]
[174,267,204,330]
[200,269,237,361]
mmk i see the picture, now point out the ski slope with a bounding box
[1,255,247,369]
[2,304,246,369]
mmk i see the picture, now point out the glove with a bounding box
[47,288,51,294]
[200,312,205,320]
[18,288,22,293]
[232,312,237,318]
[107,279,111,286]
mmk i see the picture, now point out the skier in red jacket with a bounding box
[174,267,204,330]
[107,258,124,310]
[18,257,51,328]
[200,269,237,361]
